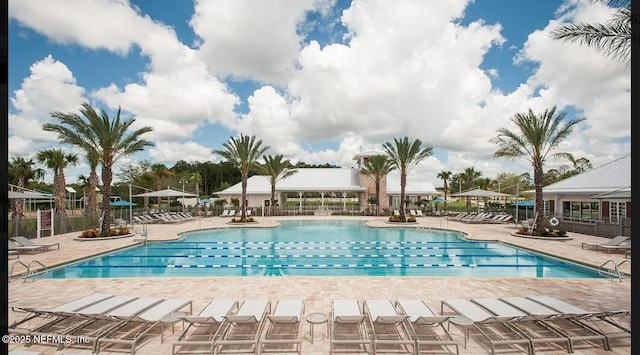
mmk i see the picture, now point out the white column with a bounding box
[320,192,325,210]
[342,192,347,210]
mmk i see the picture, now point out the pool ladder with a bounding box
[9,259,48,283]
[598,259,630,282]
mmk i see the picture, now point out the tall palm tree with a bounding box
[360,155,395,216]
[44,102,154,236]
[189,171,203,215]
[150,163,174,212]
[257,154,297,216]
[383,137,433,222]
[213,134,269,221]
[459,167,482,211]
[36,149,79,223]
[437,170,452,213]
[8,157,45,237]
[550,0,631,66]
[490,105,586,229]
[81,149,101,219]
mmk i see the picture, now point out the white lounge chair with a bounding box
[364,299,414,355]
[441,298,531,355]
[172,299,237,355]
[500,296,608,352]
[260,299,305,354]
[409,210,417,217]
[219,210,229,217]
[415,210,424,217]
[95,297,193,354]
[215,299,270,355]
[396,299,459,355]
[471,297,572,354]
[8,240,46,255]
[330,300,371,354]
[527,296,630,351]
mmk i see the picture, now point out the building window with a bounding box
[392,196,401,207]
[609,201,626,224]
[562,201,600,222]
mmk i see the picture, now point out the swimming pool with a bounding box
[44,220,603,278]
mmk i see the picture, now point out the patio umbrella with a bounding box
[110,199,137,219]
[513,200,534,219]
[132,187,197,213]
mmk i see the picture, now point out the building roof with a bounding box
[218,168,366,195]
[543,155,630,195]
[217,168,439,195]
[386,172,439,195]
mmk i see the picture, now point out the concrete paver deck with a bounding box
[8,216,631,354]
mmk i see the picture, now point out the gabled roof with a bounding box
[386,172,438,195]
[543,155,630,195]
[217,168,366,195]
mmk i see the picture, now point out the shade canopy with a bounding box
[132,187,197,198]
[109,199,137,207]
[450,188,512,198]
[432,197,446,203]
[513,200,535,207]
[8,190,54,199]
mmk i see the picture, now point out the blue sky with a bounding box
[8,0,630,186]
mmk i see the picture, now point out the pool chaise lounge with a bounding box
[469,297,572,354]
[526,295,631,351]
[172,299,238,355]
[581,235,629,253]
[260,298,305,355]
[215,299,270,355]
[8,239,47,254]
[330,299,371,354]
[395,299,459,355]
[440,298,532,355]
[12,235,60,251]
[364,299,414,355]
[94,297,193,354]
[499,296,608,352]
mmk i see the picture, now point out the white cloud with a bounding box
[149,141,217,165]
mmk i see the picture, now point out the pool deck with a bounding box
[8,215,631,354]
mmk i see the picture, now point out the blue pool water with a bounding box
[44,220,603,278]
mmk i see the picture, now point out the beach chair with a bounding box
[596,239,630,254]
[219,210,229,217]
[330,300,371,354]
[172,299,237,355]
[500,296,608,352]
[393,210,400,216]
[12,236,60,251]
[95,297,193,354]
[260,299,305,354]
[581,236,629,252]
[471,297,572,354]
[440,298,531,355]
[395,299,459,355]
[409,210,417,217]
[8,240,46,254]
[527,295,631,351]
[363,300,414,354]
[415,210,424,217]
[215,299,270,355]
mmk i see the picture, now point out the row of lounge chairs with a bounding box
[132,212,195,224]
[10,293,193,354]
[219,209,252,217]
[10,294,629,354]
[448,212,514,224]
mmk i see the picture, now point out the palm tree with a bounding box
[213,134,269,221]
[81,149,101,219]
[360,155,395,216]
[44,102,154,236]
[8,157,45,237]
[257,154,297,216]
[459,167,482,211]
[383,137,433,222]
[36,149,79,225]
[437,170,452,214]
[549,0,631,66]
[490,105,586,229]
[189,171,203,215]
[150,164,174,212]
